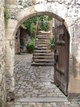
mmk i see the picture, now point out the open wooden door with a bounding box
[53,20,69,95]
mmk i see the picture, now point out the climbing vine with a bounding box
[4,8,8,28]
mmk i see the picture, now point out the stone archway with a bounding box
[5,3,80,99]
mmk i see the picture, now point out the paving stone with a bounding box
[7,54,80,107]
[14,54,59,99]
[15,105,22,107]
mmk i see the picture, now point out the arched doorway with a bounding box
[6,5,70,101]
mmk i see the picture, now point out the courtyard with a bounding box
[7,54,80,107]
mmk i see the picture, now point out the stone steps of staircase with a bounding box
[33,53,53,56]
[37,35,48,38]
[36,39,48,42]
[36,42,48,44]
[33,55,54,59]
[38,31,50,35]
[36,43,48,45]
[34,50,51,53]
[37,37,47,39]
[35,46,48,49]
[34,48,48,50]
[31,62,54,66]
[33,59,54,62]
[37,44,48,47]
[37,34,47,37]
[35,46,49,50]
[32,33,53,66]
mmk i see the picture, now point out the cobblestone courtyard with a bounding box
[7,54,80,107]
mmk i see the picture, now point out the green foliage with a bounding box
[4,8,8,28]
[30,23,36,37]
[23,17,37,36]
[22,15,52,36]
[21,24,27,30]
[48,33,55,50]
[42,21,49,31]
[39,16,49,31]
[26,38,35,53]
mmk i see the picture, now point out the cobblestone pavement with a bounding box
[7,54,80,107]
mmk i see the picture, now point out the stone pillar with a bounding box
[68,20,80,97]
[72,22,80,79]
[5,19,18,101]
[0,0,6,106]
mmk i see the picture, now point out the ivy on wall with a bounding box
[4,8,8,28]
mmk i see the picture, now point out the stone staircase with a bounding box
[32,32,54,66]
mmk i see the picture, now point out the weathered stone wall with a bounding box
[68,19,80,95]
[0,0,6,106]
[5,0,80,97]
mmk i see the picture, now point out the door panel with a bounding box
[53,20,69,95]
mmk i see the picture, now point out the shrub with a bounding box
[26,38,35,53]
[48,33,55,51]
[22,15,52,36]
[30,23,36,37]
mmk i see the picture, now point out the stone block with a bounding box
[7,19,18,29]
[0,32,5,41]
[6,19,18,40]
[6,28,16,40]
[0,8,1,15]
[0,74,2,83]
[6,0,16,4]
[0,19,4,32]
[15,105,22,107]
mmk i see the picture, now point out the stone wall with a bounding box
[68,19,80,95]
[5,0,80,20]
[4,0,80,98]
[0,0,6,106]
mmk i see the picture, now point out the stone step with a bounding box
[33,59,54,63]
[35,46,49,50]
[37,44,48,47]
[37,35,48,37]
[38,31,50,35]
[35,46,48,49]
[16,97,68,103]
[35,43,48,46]
[37,37,48,40]
[37,34,47,36]
[33,53,53,56]
[37,37,47,39]
[36,42,48,44]
[31,62,54,66]
[36,39,48,42]
[34,50,51,53]
[33,55,54,59]
[34,47,48,50]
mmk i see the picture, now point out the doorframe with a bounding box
[6,7,71,98]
